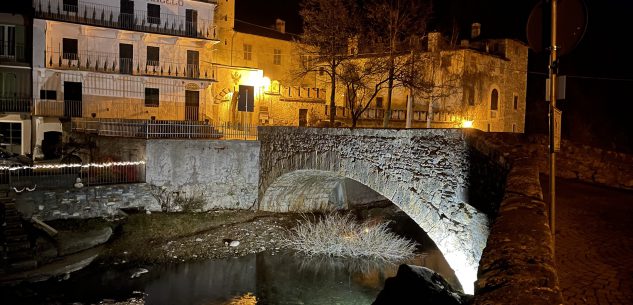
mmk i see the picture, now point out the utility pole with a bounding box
[548,0,558,256]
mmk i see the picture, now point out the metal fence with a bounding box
[33,0,217,40]
[72,118,258,140]
[1,161,146,191]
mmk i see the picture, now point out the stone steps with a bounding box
[1,195,37,272]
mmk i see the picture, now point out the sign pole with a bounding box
[548,0,558,257]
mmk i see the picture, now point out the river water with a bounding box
[5,247,457,305]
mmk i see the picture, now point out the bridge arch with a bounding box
[258,127,490,294]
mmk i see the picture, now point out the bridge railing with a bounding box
[72,118,258,140]
[1,161,146,191]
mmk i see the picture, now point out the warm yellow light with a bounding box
[461,120,474,128]
[258,76,271,91]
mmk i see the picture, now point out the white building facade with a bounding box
[31,0,218,155]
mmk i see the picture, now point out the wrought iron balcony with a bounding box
[0,96,32,113]
[0,42,28,65]
[34,0,218,40]
[45,49,217,80]
[34,99,209,122]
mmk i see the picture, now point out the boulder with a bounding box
[373,264,471,305]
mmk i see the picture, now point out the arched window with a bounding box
[490,89,499,110]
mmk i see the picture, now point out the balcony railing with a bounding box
[0,42,28,64]
[72,118,258,140]
[33,0,217,40]
[2,161,146,190]
[0,96,32,113]
[45,49,216,80]
[34,99,211,121]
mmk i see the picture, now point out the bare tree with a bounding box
[298,0,359,125]
[398,52,461,128]
[365,0,432,127]
[338,59,390,127]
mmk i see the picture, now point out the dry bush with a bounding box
[283,213,417,262]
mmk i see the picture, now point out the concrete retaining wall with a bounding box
[146,139,260,210]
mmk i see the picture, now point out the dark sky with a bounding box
[239,0,633,151]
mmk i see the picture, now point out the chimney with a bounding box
[275,19,286,33]
[471,22,481,39]
[427,32,441,52]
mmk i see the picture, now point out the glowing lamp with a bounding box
[461,120,474,128]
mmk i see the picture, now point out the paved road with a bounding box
[542,176,633,305]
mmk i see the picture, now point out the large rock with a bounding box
[373,264,471,305]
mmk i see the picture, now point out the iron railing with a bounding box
[33,0,217,40]
[0,42,28,64]
[33,99,209,120]
[0,96,32,113]
[45,49,216,80]
[72,118,258,140]
[1,161,146,190]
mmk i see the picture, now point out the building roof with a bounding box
[234,19,298,42]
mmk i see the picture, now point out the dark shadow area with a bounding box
[467,148,508,219]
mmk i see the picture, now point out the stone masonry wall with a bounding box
[15,183,158,221]
[146,139,260,210]
[466,130,564,304]
[258,127,489,294]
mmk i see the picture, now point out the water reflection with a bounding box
[7,249,457,305]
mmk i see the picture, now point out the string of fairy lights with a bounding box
[0,161,146,171]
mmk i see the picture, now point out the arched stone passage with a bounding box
[258,127,490,294]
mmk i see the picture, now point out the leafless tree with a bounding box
[398,52,461,128]
[338,59,390,127]
[298,0,359,125]
[365,0,432,127]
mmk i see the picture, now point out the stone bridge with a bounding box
[257,127,492,293]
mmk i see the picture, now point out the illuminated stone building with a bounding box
[212,0,327,127]
[31,0,219,151]
[336,30,528,132]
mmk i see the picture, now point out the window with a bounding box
[147,4,161,25]
[243,44,252,61]
[512,124,516,132]
[376,97,383,108]
[490,89,499,110]
[273,49,281,65]
[513,95,518,110]
[63,0,78,13]
[0,122,22,154]
[0,25,15,57]
[319,67,325,76]
[467,87,475,106]
[301,55,312,70]
[145,88,159,107]
[39,90,57,100]
[490,89,499,119]
[63,38,78,60]
[147,46,159,66]
[0,72,17,97]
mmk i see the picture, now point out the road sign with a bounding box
[553,107,562,152]
[546,75,567,101]
[527,0,588,55]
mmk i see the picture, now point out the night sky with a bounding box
[236,0,633,152]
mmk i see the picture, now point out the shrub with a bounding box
[175,194,205,212]
[283,213,417,262]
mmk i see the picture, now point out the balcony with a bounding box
[33,0,217,40]
[34,99,208,121]
[0,96,32,113]
[45,49,216,80]
[0,42,28,65]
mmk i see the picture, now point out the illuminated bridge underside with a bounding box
[258,127,489,294]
